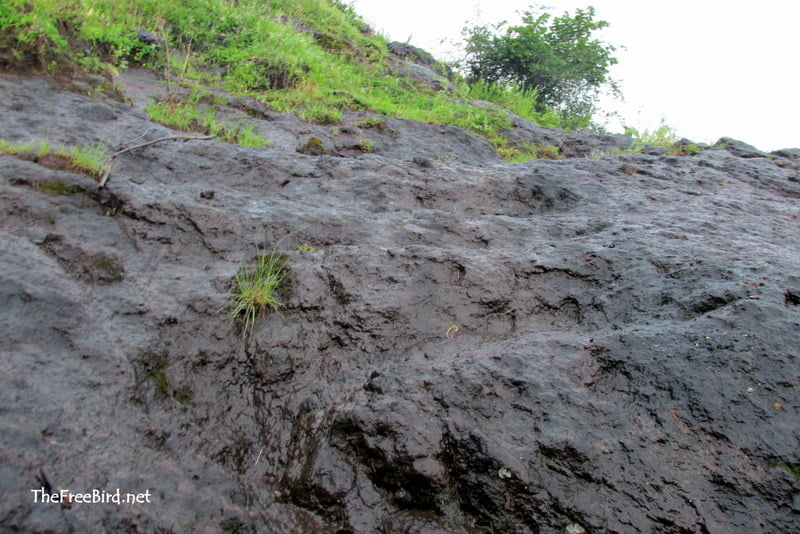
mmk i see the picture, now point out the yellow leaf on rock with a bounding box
[445,325,459,339]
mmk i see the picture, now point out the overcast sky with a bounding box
[350,0,800,151]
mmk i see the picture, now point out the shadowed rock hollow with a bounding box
[1,73,799,533]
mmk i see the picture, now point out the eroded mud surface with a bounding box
[1,73,799,533]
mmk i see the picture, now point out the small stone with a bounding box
[412,156,433,168]
[133,29,166,48]
[566,524,586,534]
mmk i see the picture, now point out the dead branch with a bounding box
[98,134,215,189]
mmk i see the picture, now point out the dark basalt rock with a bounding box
[502,112,632,158]
[772,147,800,161]
[717,136,769,158]
[132,29,166,48]
[1,74,798,533]
[388,41,438,67]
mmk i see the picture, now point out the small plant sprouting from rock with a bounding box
[0,138,108,177]
[37,179,80,195]
[150,356,171,396]
[230,247,290,339]
[297,243,316,253]
[298,136,326,155]
[149,355,192,403]
[230,229,308,338]
[145,88,270,148]
[496,141,560,162]
[621,124,702,156]
[355,116,386,130]
[357,138,375,153]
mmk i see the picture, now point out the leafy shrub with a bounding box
[463,6,619,128]
[623,124,701,156]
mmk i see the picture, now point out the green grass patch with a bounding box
[355,116,387,130]
[0,139,33,155]
[356,138,374,153]
[37,179,80,195]
[230,248,289,339]
[619,124,701,156]
[146,94,270,147]
[149,356,171,397]
[1,138,107,177]
[147,355,192,403]
[60,142,108,175]
[2,0,579,159]
[494,140,561,163]
[466,81,563,129]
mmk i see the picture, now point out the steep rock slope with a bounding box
[1,74,799,533]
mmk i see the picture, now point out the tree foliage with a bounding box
[463,6,619,128]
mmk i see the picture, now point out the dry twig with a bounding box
[98,134,215,189]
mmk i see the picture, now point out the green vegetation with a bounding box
[150,356,171,396]
[38,178,80,195]
[465,81,562,129]
[623,124,702,156]
[62,142,109,173]
[498,143,561,163]
[0,0,603,162]
[463,6,619,129]
[769,461,800,479]
[355,116,387,130]
[0,138,108,177]
[356,138,375,153]
[230,247,290,339]
[145,89,270,147]
[298,136,326,155]
[0,139,32,155]
[149,355,192,402]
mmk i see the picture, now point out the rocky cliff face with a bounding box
[1,73,799,534]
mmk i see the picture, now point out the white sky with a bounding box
[350,0,800,151]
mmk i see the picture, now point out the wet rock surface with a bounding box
[1,74,799,533]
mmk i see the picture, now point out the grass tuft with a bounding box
[230,248,289,339]
[356,138,375,153]
[1,138,107,177]
[60,142,108,175]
